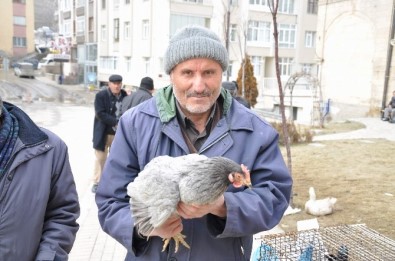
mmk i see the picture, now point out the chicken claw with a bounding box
[162,233,190,253]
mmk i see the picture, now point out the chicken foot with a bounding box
[162,233,190,253]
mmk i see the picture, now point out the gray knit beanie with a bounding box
[164,25,229,74]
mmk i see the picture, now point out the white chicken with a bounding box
[126,154,251,253]
[305,187,337,216]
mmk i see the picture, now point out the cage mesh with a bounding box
[255,224,395,260]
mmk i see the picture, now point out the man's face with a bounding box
[170,58,223,117]
[109,81,122,95]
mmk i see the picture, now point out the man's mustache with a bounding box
[186,91,211,98]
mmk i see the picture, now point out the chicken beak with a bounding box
[241,164,252,189]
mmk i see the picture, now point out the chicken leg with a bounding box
[162,233,190,253]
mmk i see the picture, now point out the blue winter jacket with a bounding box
[95,86,292,261]
[0,102,80,260]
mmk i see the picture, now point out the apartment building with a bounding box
[56,0,97,85]
[56,0,319,120]
[0,0,35,62]
[96,0,215,89]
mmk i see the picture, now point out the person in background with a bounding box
[92,74,127,193]
[0,96,79,260]
[95,25,292,260]
[382,90,395,123]
[222,80,251,108]
[121,76,155,115]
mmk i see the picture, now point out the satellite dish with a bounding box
[390,38,395,46]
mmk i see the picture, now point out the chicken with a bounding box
[305,187,337,216]
[126,154,251,253]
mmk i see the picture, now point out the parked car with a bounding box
[24,58,39,69]
[38,56,54,69]
[14,62,35,79]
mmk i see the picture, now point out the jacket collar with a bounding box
[3,102,48,146]
[155,85,232,123]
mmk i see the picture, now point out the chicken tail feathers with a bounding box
[130,200,155,237]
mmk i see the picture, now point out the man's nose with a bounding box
[191,75,205,92]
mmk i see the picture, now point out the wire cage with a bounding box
[253,224,395,260]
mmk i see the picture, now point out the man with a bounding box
[92,74,127,193]
[222,81,251,108]
[0,96,79,260]
[96,25,292,260]
[121,76,154,114]
[382,90,395,123]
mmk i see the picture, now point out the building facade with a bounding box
[316,0,395,120]
[56,0,321,123]
[0,0,35,61]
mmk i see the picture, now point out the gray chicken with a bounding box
[126,154,251,253]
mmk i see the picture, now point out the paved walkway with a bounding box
[313,117,395,141]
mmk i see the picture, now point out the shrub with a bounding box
[270,121,314,145]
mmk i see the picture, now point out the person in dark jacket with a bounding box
[0,96,80,260]
[96,25,292,261]
[382,90,395,122]
[92,74,127,193]
[121,76,154,114]
[222,81,251,108]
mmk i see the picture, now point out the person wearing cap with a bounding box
[0,96,79,259]
[121,76,155,115]
[96,25,292,260]
[92,74,127,193]
[222,81,251,109]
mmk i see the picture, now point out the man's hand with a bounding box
[177,195,226,219]
[148,215,183,239]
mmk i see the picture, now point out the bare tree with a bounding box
[268,0,293,204]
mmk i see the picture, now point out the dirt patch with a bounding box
[279,138,395,240]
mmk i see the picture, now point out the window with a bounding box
[305,31,316,48]
[170,15,207,37]
[279,57,293,76]
[278,0,294,14]
[77,0,85,7]
[125,0,130,3]
[86,44,97,62]
[307,0,318,14]
[99,56,119,70]
[77,16,85,35]
[114,0,120,10]
[101,25,107,41]
[230,0,238,6]
[230,24,237,42]
[62,0,71,10]
[13,37,26,47]
[144,58,150,74]
[13,0,26,3]
[62,21,72,36]
[124,22,130,39]
[125,57,131,72]
[302,63,313,74]
[142,20,149,40]
[249,0,268,6]
[224,61,233,77]
[251,56,262,76]
[114,18,120,41]
[278,24,296,48]
[247,20,271,43]
[13,16,26,26]
[101,0,106,9]
[183,0,203,3]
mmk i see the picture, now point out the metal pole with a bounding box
[225,0,231,81]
